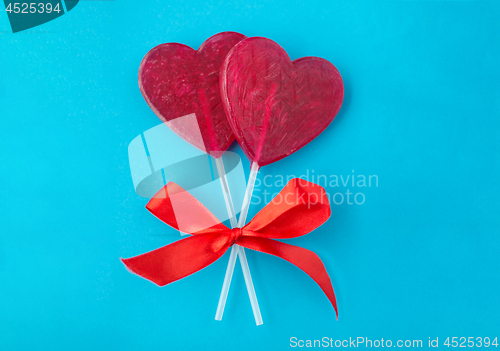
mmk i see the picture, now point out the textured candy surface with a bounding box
[221,37,344,167]
[139,32,246,158]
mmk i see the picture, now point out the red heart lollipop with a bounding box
[139,32,247,158]
[220,37,344,167]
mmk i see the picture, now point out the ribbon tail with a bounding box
[238,236,338,318]
[122,233,229,286]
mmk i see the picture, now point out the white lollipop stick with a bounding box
[215,161,262,325]
[214,157,238,228]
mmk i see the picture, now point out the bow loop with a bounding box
[146,181,229,235]
[244,179,331,239]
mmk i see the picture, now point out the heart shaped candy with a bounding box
[139,32,247,158]
[220,37,344,167]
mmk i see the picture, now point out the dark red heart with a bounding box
[139,32,247,158]
[220,37,344,167]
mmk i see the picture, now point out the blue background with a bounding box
[1,1,499,349]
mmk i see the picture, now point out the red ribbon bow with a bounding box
[122,178,338,317]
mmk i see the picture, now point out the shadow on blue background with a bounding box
[0,1,499,350]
